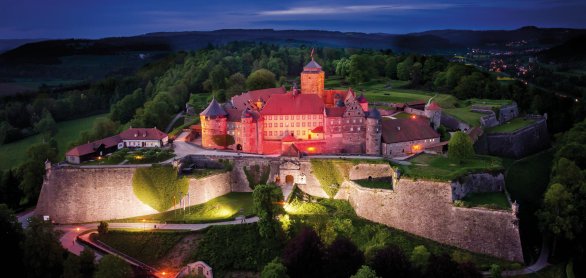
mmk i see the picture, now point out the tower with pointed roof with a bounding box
[200,97,228,149]
[300,52,325,99]
[424,102,442,130]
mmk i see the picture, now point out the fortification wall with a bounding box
[341,179,523,262]
[476,119,550,158]
[170,172,233,210]
[451,172,505,200]
[36,167,158,224]
[348,163,393,180]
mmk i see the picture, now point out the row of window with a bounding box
[264,122,320,128]
[265,115,322,121]
[265,130,310,137]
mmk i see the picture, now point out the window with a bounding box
[358,127,361,131]
[353,119,356,123]
[269,123,272,127]
[285,115,288,120]
[359,119,362,123]
[280,123,283,127]
[303,130,306,135]
[280,115,283,120]
[302,122,305,127]
[296,122,300,127]
[297,115,300,120]
[302,115,306,120]
[346,120,350,124]
[350,127,354,131]
[269,131,273,136]
[286,123,289,127]
[330,120,333,125]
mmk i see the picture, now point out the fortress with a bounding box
[199,55,442,156]
[37,156,523,262]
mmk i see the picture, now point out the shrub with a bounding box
[410,245,430,271]
[97,221,108,235]
[351,266,380,278]
[132,165,189,211]
[261,258,289,278]
[253,184,284,238]
[94,255,133,278]
[448,131,475,162]
[283,227,324,278]
[370,245,415,278]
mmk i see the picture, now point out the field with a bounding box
[353,178,393,189]
[443,107,485,126]
[117,192,254,223]
[486,117,536,133]
[94,230,188,266]
[397,153,504,181]
[460,192,510,210]
[0,113,108,170]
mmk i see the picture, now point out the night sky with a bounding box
[1,0,586,39]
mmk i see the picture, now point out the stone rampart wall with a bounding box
[476,119,550,158]
[451,173,505,200]
[348,163,393,180]
[339,179,523,262]
[36,167,158,224]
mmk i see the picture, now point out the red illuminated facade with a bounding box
[200,57,440,156]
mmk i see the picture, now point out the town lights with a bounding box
[411,115,416,119]
[307,147,316,152]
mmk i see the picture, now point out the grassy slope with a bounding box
[116,192,253,223]
[0,113,108,170]
[399,154,504,181]
[461,192,510,210]
[94,230,187,266]
[486,117,536,133]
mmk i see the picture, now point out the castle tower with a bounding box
[200,98,228,149]
[240,109,264,154]
[366,108,382,155]
[424,102,442,130]
[300,54,325,99]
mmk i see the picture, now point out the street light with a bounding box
[141,219,146,231]
[76,227,80,232]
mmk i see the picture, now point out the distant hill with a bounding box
[0,39,47,54]
[539,35,586,62]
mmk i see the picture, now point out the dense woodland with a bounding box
[0,42,585,276]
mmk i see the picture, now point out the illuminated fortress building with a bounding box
[200,56,442,157]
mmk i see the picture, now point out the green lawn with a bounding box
[93,230,187,266]
[398,154,504,181]
[460,192,510,210]
[391,112,414,119]
[443,107,485,126]
[486,118,536,133]
[116,192,254,223]
[0,113,108,170]
[353,178,393,189]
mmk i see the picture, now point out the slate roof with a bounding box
[367,108,381,119]
[66,135,121,157]
[356,93,367,103]
[200,98,227,117]
[381,118,439,144]
[119,128,168,141]
[304,59,322,70]
[261,93,324,115]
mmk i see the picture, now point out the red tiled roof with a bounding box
[426,102,441,111]
[119,128,168,141]
[311,126,324,133]
[381,118,439,144]
[281,134,297,142]
[261,93,324,115]
[66,135,121,157]
[231,87,286,110]
[326,107,345,117]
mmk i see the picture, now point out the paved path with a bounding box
[165,111,184,133]
[500,238,550,276]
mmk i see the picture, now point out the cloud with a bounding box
[259,3,461,16]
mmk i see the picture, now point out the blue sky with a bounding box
[1,0,585,39]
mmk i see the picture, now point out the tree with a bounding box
[91,117,120,140]
[34,109,58,142]
[348,54,374,84]
[22,217,66,278]
[283,227,324,278]
[324,236,364,278]
[226,72,247,98]
[370,245,415,278]
[62,254,81,278]
[0,169,23,209]
[425,253,460,278]
[93,255,133,278]
[448,131,474,162]
[261,258,289,278]
[253,184,284,238]
[0,204,24,275]
[410,62,423,86]
[211,134,235,149]
[410,245,430,271]
[18,160,45,206]
[98,221,109,235]
[351,265,380,278]
[397,57,414,81]
[538,183,577,253]
[78,249,95,278]
[246,69,277,90]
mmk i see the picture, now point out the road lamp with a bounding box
[141,219,146,231]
